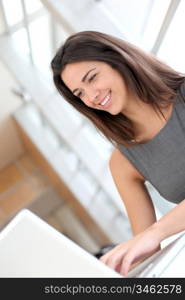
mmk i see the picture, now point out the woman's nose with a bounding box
[87,89,100,105]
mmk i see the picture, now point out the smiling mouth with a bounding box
[99,92,111,107]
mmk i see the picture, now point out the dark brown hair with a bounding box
[51,30,185,147]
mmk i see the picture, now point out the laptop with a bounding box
[0,209,121,278]
[0,209,184,278]
[127,231,185,278]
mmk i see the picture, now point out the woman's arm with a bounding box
[100,149,185,276]
[152,198,185,240]
[109,148,157,235]
[100,202,185,276]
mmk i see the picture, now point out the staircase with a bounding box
[0,153,100,253]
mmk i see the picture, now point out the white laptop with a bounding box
[128,231,185,278]
[0,209,121,278]
[0,209,184,278]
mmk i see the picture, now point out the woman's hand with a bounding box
[99,226,161,276]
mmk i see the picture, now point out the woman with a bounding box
[51,30,185,276]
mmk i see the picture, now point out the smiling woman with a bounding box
[61,60,129,114]
[51,30,185,277]
[51,30,184,147]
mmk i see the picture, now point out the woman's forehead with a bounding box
[62,60,106,74]
[61,61,104,86]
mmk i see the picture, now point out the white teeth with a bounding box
[100,93,111,106]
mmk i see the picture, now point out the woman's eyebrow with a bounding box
[72,67,96,94]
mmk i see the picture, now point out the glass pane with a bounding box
[11,27,30,58]
[24,0,43,14]
[54,20,70,50]
[102,0,153,37]
[2,0,23,26]
[28,13,52,75]
[157,0,185,72]
[24,103,43,127]
[43,124,61,150]
[141,0,171,50]
[101,0,170,50]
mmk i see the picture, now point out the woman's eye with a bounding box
[75,73,97,98]
[77,91,82,98]
[89,74,97,82]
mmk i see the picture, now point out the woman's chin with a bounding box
[109,108,121,115]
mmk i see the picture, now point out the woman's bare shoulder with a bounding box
[109,148,145,182]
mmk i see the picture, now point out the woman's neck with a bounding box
[121,96,173,142]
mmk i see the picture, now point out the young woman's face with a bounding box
[61,61,130,115]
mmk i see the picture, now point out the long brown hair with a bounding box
[51,30,185,147]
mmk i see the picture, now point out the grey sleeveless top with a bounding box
[118,82,185,204]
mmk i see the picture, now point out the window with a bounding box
[157,0,185,72]
[101,0,171,50]
[2,0,23,27]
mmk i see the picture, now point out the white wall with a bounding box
[0,60,25,169]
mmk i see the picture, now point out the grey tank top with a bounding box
[118,82,185,204]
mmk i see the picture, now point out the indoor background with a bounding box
[0,0,184,255]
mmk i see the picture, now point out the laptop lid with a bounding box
[0,209,121,278]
